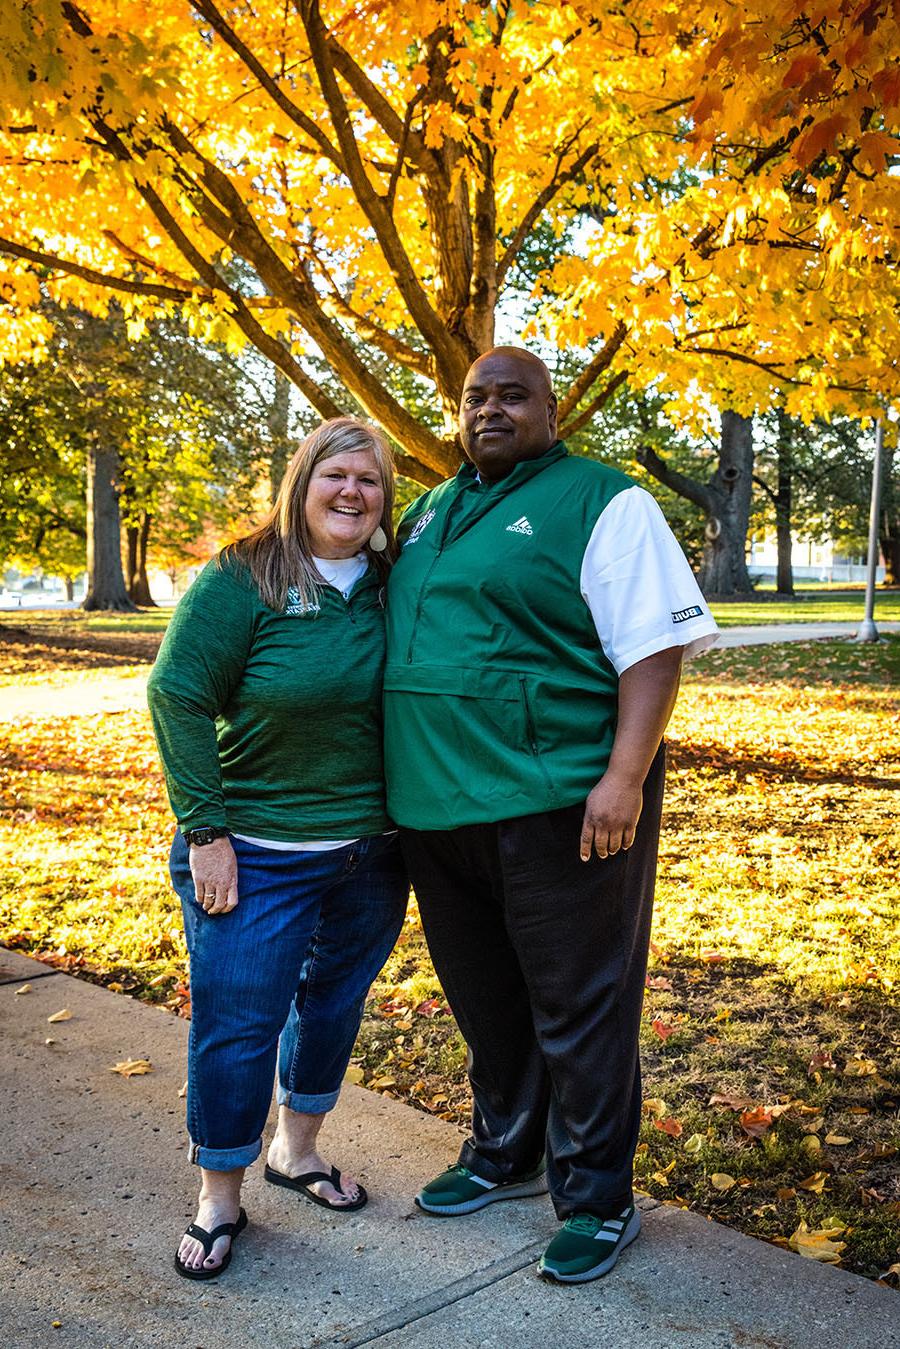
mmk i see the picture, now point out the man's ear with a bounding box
[548,393,559,438]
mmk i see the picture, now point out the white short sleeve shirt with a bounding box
[579,486,719,675]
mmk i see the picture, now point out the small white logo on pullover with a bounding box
[506,516,533,536]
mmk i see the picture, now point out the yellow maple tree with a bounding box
[1,1,898,480]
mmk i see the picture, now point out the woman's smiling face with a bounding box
[304,449,385,559]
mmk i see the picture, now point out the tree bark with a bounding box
[268,366,292,504]
[697,413,754,595]
[126,512,156,606]
[880,436,899,586]
[774,413,794,596]
[637,411,755,597]
[63,575,74,602]
[83,443,135,611]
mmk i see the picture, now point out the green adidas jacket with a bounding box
[384,442,633,830]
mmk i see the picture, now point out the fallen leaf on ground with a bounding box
[646,975,673,990]
[178,1080,187,1098]
[801,1135,822,1153]
[797,1171,828,1194]
[842,1057,878,1077]
[708,1092,754,1111]
[14,984,31,995]
[711,1173,737,1191]
[343,1065,365,1085]
[368,1076,396,1090]
[788,1219,846,1263]
[684,1133,704,1154]
[642,1097,667,1117]
[651,1019,674,1040]
[740,1106,774,1138]
[807,1050,835,1075]
[824,1133,852,1146]
[414,998,441,1017]
[109,1059,152,1077]
[776,1187,796,1201]
[654,1116,683,1137]
[47,1009,72,1023]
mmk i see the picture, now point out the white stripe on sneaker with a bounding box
[468,1174,497,1190]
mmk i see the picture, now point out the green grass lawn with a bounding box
[709,589,900,627]
[3,588,898,636]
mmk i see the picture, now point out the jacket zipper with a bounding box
[519,674,556,798]
[406,503,464,664]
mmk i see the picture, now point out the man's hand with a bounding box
[580,772,644,861]
[189,836,239,914]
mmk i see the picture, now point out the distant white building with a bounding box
[748,535,884,584]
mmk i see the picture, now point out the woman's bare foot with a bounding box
[177,1167,244,1273]
[267,1106,361,1206]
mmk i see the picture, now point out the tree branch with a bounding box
[497,136,600,286]
[636,443,716,515]
[0,237,198,301]
[558,369,628,439]
[189,0,343,167]
[296,0,465,388]
[557,321,628,422]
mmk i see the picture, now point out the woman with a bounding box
[147,417,408,1281]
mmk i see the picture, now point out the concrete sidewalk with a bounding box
[1,948,896,1349]
[716,620,900,646]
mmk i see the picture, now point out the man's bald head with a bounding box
[459,348,558,483]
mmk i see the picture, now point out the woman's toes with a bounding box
[312,1172,359,1205]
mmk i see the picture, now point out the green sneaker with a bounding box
[538,1205,641,1283]
[415,1161,548,1216]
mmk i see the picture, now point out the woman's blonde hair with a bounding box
[223,417,397,611]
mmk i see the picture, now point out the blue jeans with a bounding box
[170,832,408,1171]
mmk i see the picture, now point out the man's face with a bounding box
[458,352,558,483]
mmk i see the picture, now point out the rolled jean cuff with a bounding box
[276,1084,340,1114]
[188,1136,262,1171]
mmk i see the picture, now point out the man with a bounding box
[383,348,718,1283]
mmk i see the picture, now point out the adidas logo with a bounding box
[506,516,533,536]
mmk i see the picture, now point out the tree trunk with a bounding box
[774,416,794,596]
[63,575,74,602]
[268,366,292,504]
[697,413,755,596]
[83,443,135,612]
[880,437,898,586]
[128,512,156,606]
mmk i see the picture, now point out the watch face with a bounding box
[187,828,217,845]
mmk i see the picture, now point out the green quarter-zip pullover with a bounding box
[148,556,390,840]
[383,443,635,829]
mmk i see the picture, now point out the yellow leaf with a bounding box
[824,1133,852,1146]
[393,1019,413,1031]
[801,1135,821,1154]
[47,1009,72,1023]
[711,1173,736,1191]
[843,1057,878,1077]
[368,1076,396,1090]
[14,983,31,995]
[343,1065,365,1085]
[109,1058,152,1077]
[684,1133,704,1155]
[642,1097,667,1117]
[797,1171,828,1194]
[788,1219,846,1264]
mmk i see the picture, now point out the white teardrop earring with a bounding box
[368,525,388,553]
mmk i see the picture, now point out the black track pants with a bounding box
[400,744,665,1220]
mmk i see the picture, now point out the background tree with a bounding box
[0,303,269,608]
[0,0,896,495]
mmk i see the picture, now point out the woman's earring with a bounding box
[368,526,388,553]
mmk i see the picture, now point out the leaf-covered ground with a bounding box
[0,630,897,1282]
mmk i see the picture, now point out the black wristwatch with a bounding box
[183,826,229,846]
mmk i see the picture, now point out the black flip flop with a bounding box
[264,1163,368,1211]
[174,1206,248,1280]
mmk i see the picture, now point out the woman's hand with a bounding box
[189,837,239,914]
